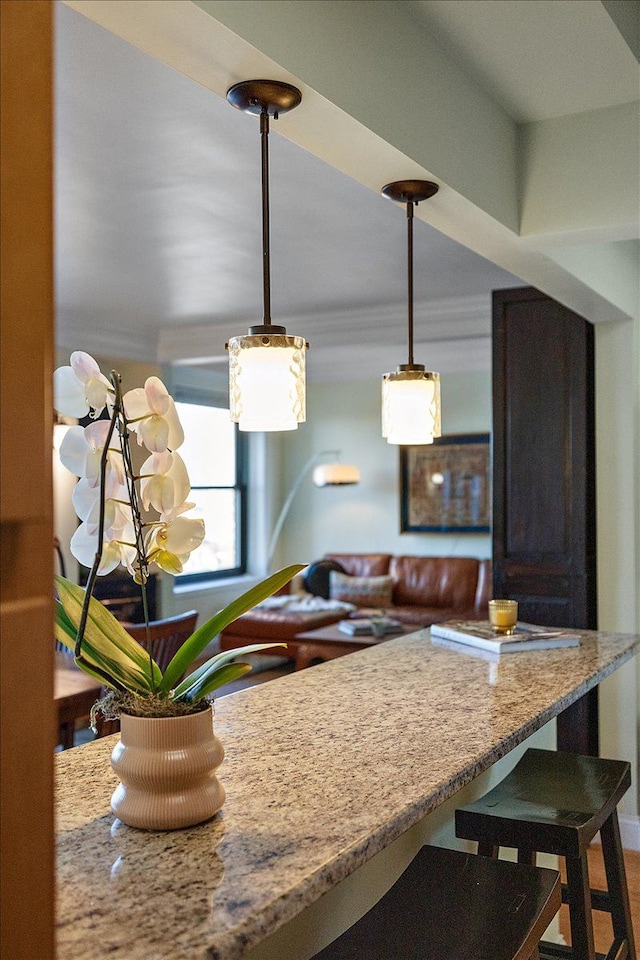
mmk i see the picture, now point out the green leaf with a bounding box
[171,643,287,699]
[55,617,145,693]
[175,662,253,703]
[55,599,76,639]
[159,564,304,693]
[55,576,161,692]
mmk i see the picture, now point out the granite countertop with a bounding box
[55,628,638,960]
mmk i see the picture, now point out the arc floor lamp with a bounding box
[266,451,360,571]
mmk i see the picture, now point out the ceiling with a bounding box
[55,1,638,381]
[408,0,639,123]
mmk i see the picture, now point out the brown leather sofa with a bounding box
[324,553,492,626]
[219,553,492,656]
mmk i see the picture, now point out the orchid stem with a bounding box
[116,376,155,692]
[74,378,120,661]
[73,372,155,694]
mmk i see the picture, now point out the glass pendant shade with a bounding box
[228,332,306,432]
[382,369,441,445]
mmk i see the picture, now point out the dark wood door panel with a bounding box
[492,286,597,751]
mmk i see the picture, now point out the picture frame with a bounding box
[400,433,491,533]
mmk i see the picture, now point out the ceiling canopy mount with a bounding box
[226,79,302,118]
[381,180,439,206]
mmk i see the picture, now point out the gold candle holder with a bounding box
[488,599,518,635]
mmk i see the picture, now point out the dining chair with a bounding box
[124,610,199,671]
[93,609,199,738]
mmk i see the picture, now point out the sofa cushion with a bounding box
[474,559,493,614]
[390,556,480,608]
[220,608,344,642]
[329,571,394,608]
[324,553,392,577]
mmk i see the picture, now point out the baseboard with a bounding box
[619,814,640,851]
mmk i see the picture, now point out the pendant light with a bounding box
[381,180,441,445]
[226,80,308,432]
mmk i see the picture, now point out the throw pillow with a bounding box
[329,571,393,609]
[303,559,346,600]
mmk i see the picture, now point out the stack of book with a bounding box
[430,620,580,653]
[338,618,403,637]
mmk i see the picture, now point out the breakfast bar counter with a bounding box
[55,628,638,960]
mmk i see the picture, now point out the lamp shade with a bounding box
[228,332,306,432]
[382,369,441,445]
[312,462,360,486]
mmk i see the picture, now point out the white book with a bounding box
[338,618,403,636]
[429,619,580,653]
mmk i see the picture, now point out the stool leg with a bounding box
[518,848,537,866]
[565,852,596,960]
[600,812,636,959]
[58,721,74,749]
[477,840,499,858]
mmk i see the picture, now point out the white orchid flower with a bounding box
[59,421,124,486]
[147,516,205,575]
[72,478,132,538]
[160,501,196,524]
[70,520,137,575]
[139,451,190,515]
[53,351,113,419]
[123,377,184,453]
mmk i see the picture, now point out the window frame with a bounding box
[173,389,248,584]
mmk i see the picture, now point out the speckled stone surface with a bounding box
[55,628,637,960]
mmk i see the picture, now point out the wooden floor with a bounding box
[558,843,640,952]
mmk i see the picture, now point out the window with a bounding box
[174,400,247,581]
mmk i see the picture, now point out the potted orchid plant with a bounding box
[54,351,302,829]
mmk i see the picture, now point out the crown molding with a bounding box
[56,314,156,363]
[156,294,492,364]
[306,336,491,382]
[56,294,493,378]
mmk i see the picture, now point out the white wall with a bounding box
[277,371,492,568]
[595,317,640,824]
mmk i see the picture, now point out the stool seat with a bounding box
[311,844,561,960]
[455,749,635,960]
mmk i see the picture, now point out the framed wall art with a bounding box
[400,433,491,533]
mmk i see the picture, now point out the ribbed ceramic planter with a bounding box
[110,706,225,830]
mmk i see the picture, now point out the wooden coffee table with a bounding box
[292,622,414,670]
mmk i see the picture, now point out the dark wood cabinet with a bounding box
[492,286,598,752]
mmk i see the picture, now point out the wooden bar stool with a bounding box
[311,844,561,960]
[455,749,635,960]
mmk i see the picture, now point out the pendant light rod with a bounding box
[406,199,414,366]
[227,80,302,334]
[259,108,272,325]
[381,179,439,370]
